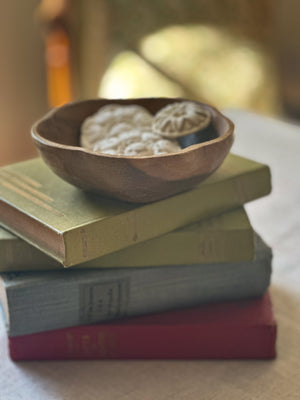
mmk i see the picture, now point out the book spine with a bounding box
[64,164,271,267]
[85,227,254,268]
[3,238,272,337]
[9,320,276,361]
[0,221,254,271]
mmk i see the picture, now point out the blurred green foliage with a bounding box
[99,25,279,114]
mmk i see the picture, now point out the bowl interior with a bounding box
[35,98,231,153]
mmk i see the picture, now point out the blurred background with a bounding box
[1,0,300,166]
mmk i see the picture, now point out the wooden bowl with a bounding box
[31,98,234,203]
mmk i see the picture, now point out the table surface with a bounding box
[1,109,300,400]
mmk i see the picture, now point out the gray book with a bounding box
[0,234,272,337]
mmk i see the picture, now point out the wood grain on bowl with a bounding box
[31,98,234,203]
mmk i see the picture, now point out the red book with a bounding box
[9,293,276,361]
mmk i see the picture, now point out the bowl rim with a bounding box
[31,98,234,160]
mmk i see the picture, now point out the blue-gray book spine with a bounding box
[0,234,272,337]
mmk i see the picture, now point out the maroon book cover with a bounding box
[9,293,276,361]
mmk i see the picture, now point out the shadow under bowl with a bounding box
[31,97,234,203]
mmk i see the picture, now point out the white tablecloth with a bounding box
[1,109,300,400]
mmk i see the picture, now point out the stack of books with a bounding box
[0,153,276,360]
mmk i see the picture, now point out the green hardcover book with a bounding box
[0,208,254,271]
[0,154,271,267]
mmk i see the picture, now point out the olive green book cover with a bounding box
[0,154,271,267]
[0,208,254,271]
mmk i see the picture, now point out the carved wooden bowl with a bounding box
[31,98,234,203]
